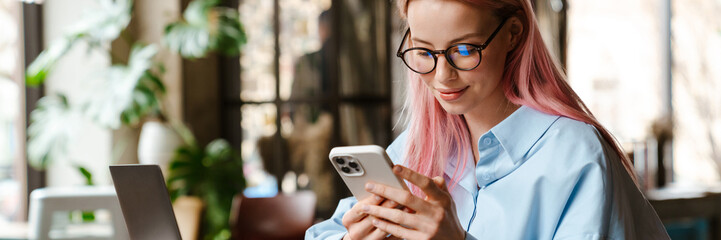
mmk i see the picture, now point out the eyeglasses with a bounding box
[396,19,507,74]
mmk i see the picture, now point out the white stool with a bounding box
[28,186,129,240]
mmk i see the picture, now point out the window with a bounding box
[0,0,24,222]
[229,0,393,218]
[568,0,667,142]
[566,0,721,185]
[670,0,721,184]
[566,0,670,189]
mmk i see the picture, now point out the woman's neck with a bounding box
[463,95,519,163]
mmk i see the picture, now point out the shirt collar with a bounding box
[490,105,561,164]
[444,105,561,189]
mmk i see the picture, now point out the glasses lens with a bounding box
[448,44,480,70]
[403,49,435,73]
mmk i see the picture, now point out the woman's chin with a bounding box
[438,102,468,115]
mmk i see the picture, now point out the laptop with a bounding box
[110,164,182,240]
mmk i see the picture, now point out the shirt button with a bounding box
[483,138,492,145]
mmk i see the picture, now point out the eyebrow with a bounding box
[410,32,487,47]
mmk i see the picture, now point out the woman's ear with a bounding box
[507,16,524,52]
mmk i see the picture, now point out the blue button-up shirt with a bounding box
[306,105,669,239]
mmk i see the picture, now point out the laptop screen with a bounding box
[110,164,182,240]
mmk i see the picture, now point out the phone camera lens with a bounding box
[335,158,345,165]
[341,167,351,173]
[348,162,358,168]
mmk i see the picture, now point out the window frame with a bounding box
[220,0,394,200]
[20,2,47,221]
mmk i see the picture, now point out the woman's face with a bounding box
[406,0,513,115]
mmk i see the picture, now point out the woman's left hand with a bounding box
[361,165,466,240]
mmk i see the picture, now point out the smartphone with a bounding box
[329,145,409,201]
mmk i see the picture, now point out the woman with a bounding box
[306,0,669,239]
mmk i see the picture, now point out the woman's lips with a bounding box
[437,86,469,101]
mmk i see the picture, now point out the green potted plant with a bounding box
[25,0,166,170]
[166,124,246,240]
[25,0,246,170]
[25,0,248,238]
[161,1,249,239]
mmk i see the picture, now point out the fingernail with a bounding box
[393,165,402,173]
[365,183,375,191]
[362,205,370,212]
[372,219,380,225]
[374,195,382,201]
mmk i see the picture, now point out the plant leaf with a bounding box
[27,94,82,169]
[26,0,133,86]
[164,22,212,58]
[83,44,159,128]
[164,0,246,58]
[76,165,94,185]
[184,0,219,25]
[141,71,166,94]
[212,8,246,56]
[67,0,133,45]
[25,37,77,86]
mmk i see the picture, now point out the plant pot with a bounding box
[138,121,183,178]
[173,196,204,240]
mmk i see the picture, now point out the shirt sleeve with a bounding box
[551,152,611,239]
[548,122,616,239]
[305,197,357,240]
[386,130,408,165]
[552,128,669,240]
[306,131,409,239]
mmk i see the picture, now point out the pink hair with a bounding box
[397,0,636,197]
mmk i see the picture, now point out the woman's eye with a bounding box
[416,51,432,57]
[453,45,476,56]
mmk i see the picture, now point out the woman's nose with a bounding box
[434,55,457,83]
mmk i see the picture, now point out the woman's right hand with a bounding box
[342,194,398,240]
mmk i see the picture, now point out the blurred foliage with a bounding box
[24,0,165,167]
[27,43,167,167]
[25,0,247,238]
[164,0,247,58]
[76,165,96,222]
[84,44,165,129]
[77,165,94,186]
[66,0,133,46]
[25,0,132,86]
[25,0,143,166]
[25,37,77,87]
[26,94,81,169]
[167,138,246,240]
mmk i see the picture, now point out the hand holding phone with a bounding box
[330,145,409,240]
[340,191,401,240]
[329,145,409,201]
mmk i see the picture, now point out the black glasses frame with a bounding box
[396,19,508,74]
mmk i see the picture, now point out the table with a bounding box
[647,184,721,239]
[0,221,27,240]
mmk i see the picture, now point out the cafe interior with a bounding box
[0,0,720,239]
